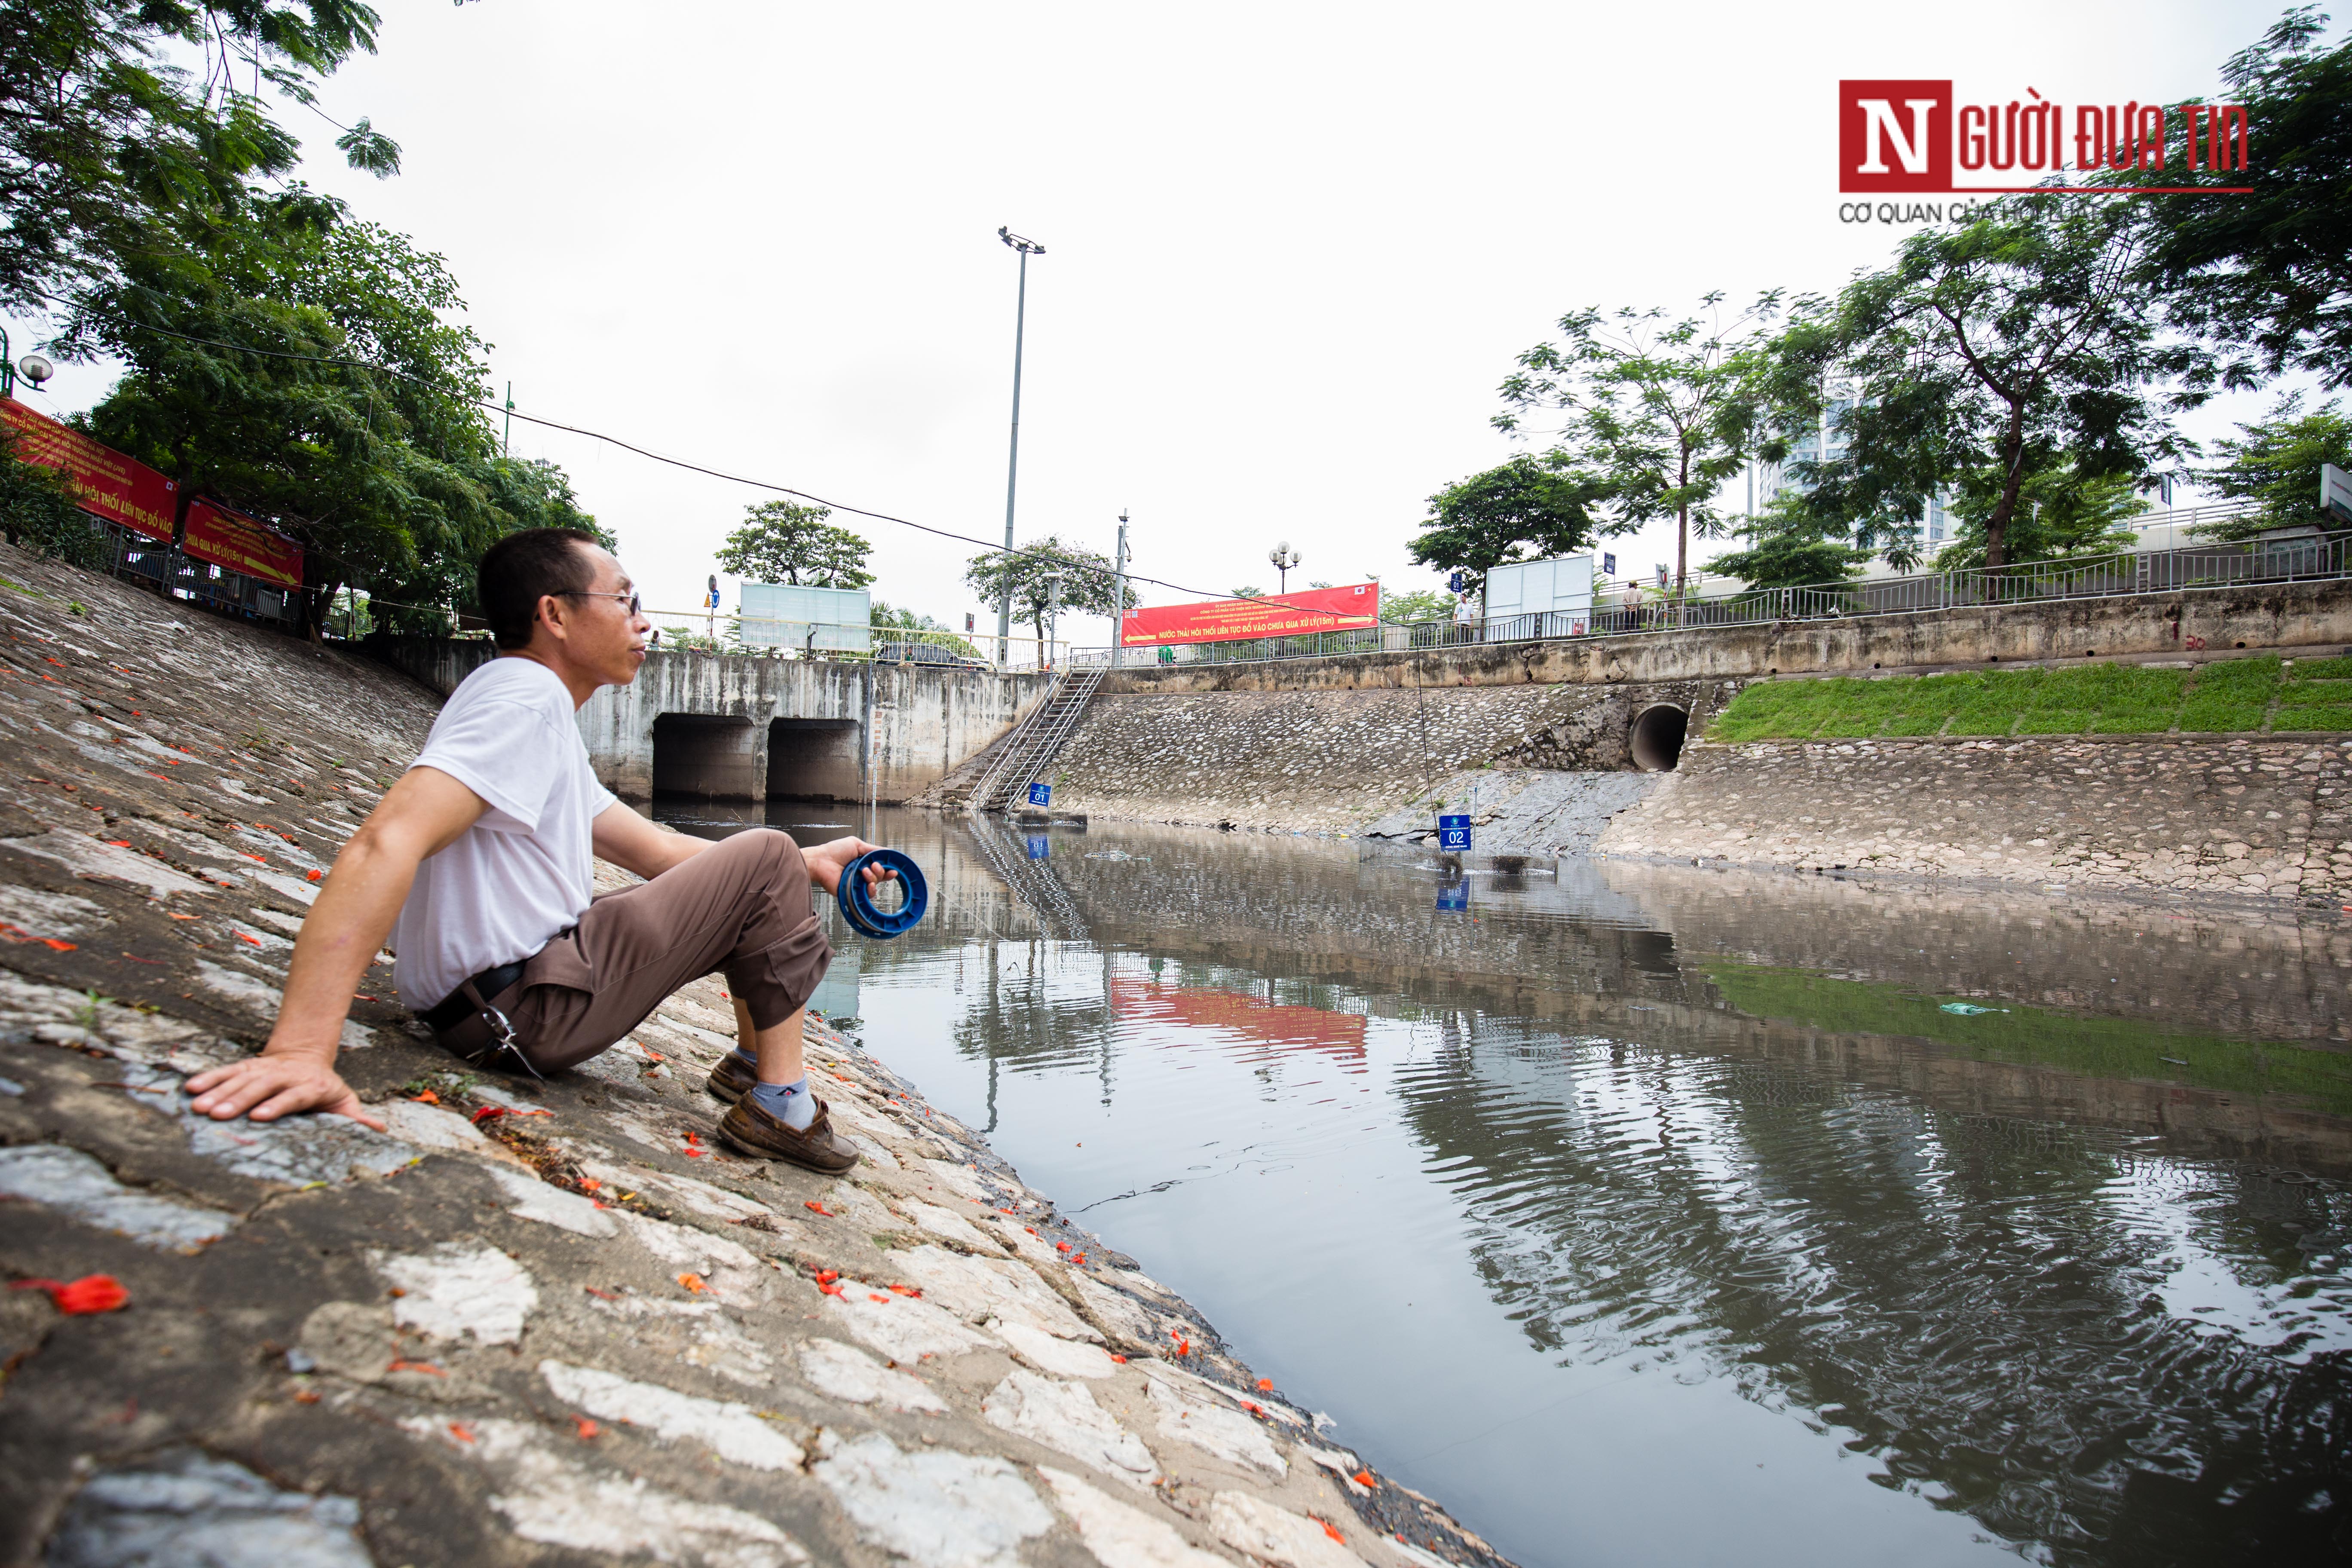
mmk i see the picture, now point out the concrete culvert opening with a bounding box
[1629,704,1688,772]
[652,714,762,800]
[768,719,863,801]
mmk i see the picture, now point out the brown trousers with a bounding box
[435,828,833,1075]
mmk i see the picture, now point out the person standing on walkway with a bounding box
[184,527,886,1173]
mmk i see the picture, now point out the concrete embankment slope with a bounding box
[0,544,1502,1568]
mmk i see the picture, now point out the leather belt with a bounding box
[420,961,527,1032]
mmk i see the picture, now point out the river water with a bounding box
[654,800,2352,1568]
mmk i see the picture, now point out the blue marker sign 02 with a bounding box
[1437,813,1472,852]
[1027,781,1051,807]
[1436,879,1470,912]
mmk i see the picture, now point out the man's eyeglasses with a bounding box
[558,589,642,617]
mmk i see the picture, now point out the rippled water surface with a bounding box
[657,801,2352,1568]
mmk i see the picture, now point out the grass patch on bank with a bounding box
[1702,654,2349,741]
[1703,962,2352,1118]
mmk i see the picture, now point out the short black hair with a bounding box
[478,528,601,649]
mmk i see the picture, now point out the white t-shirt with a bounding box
[391,657,618,1009]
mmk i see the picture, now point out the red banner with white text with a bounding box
[0,398,177,541]
[1120,581,1378,646]
[184,499,304,588]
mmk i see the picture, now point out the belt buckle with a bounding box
[472,995,542,1082]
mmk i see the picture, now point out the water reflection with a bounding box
[650,798,2352,1568]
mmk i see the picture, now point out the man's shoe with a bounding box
[704,1051,757,1105]
[717,1091,860,1175]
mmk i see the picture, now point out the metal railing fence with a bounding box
[1071,528,2352,671]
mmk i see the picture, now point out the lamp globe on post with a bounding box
[1268,540,1301,595]
[17,354,54,393]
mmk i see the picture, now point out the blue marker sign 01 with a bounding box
[1026,781,1052,807]
[1437,813,1472,852]
[1024,834,1051,861]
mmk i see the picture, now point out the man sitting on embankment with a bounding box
[183,527,888,1173]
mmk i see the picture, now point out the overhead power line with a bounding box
[101,317,1371,620]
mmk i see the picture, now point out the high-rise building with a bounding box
[1752,377,1949,556]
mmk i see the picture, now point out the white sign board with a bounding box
[2323,462,2352,525]
[739,582,872,653]
[1482,554,1593,640]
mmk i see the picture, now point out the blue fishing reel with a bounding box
[836,849,928,939]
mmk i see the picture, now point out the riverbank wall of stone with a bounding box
[1036,680,1740,833]
[1592,734,2352,909]
[0,544,1501,1568]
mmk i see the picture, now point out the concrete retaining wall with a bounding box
[363,637,1053,802]
[1103,578,2352,695]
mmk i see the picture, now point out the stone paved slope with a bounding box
[0,545,1509,1568]
[1598,735,2352,908]
[1044,682,1733,834]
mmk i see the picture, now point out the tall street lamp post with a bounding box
[1268,541,1301,595]
[997,227,1045,665]
[1110,511,1130,671]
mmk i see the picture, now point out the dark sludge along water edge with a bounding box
[649,798,2352,1568]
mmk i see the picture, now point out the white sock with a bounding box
[750,1076,816,1131]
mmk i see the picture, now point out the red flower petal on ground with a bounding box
[1055,1242,1071,1253]
[1257,1378,1272,1390]
[1109,1354,1128,1364]
[10,1275,129,1314]
[815,1270,839,1285]
[104,840,129,848]
[818,1281,842,1296]
[1320,1520,1346,1545]
[410,1089,440,1105]
[448,1422,477,1443]
[1353,1470,1375,1488]
[235,932,263,946]
[677,1273,707,1294]
[388,1359,446,1377]
[38,937,75,951]
[306,869,323,882]
[575,1416,600,1439]
[470,1106,507,1124]
[805,1201,830,1216]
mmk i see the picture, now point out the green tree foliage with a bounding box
[1497,294,1776,589]
[2128,9,2352,388]
[61,198,596,635]
[870,600,982,659]
[1930,462,2149,571]
[1406,454,1605,595]
[1758,196,2197,570]
[963,536,1135,660]
[0,1,396,315]
[1378,586,1455,625]
[0,433,107,568]
[716,500,874,589]
[2199,391,2352,540]
[1704,496,1874,590]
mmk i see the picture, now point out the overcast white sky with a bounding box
[11,0,2318,646]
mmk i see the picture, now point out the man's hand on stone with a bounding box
[184,1053,386,1131]
[802,836,893,898]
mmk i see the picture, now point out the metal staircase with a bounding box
[968,663,1105,815]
